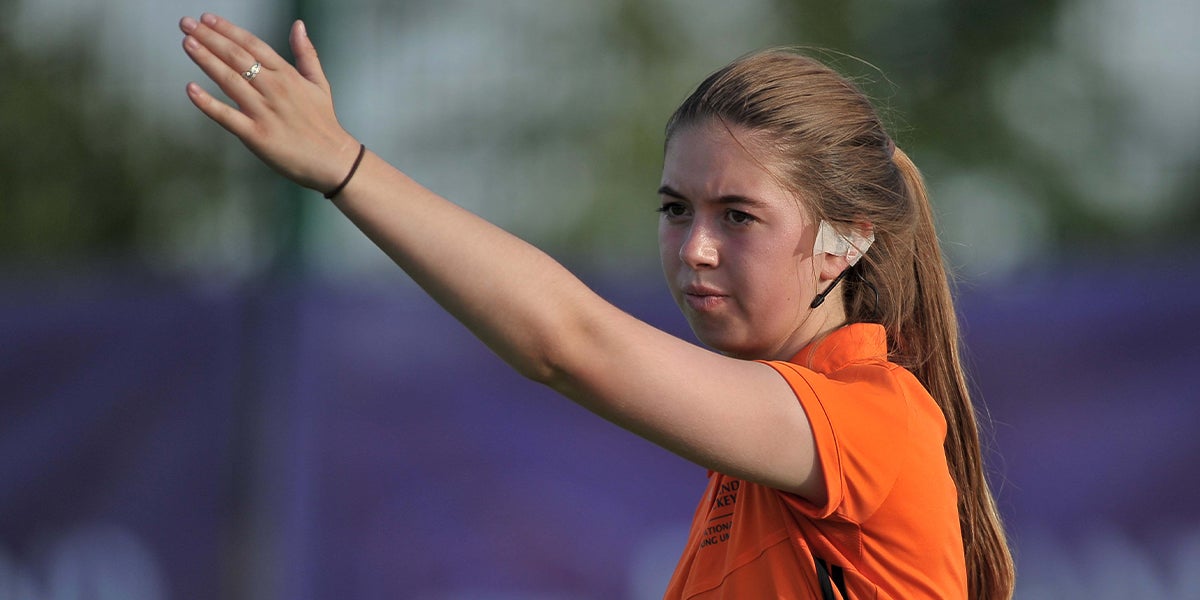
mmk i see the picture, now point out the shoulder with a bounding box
[761,354,946,519]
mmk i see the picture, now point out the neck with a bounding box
[765,294,847,362]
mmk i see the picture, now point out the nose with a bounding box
[679,223,719,269]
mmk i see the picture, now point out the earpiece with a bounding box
[810,220,875,309]
[813,220,874,266]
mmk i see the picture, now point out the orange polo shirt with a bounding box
[664,323,966,599]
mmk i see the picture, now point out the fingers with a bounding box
[183,15,259,74]
[181,16,264,110]
[191,13,285,71]
[185,81,255,139]
[290,20,328,88]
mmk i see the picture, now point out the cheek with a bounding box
[658,227,680,266]
[737,248,808,311]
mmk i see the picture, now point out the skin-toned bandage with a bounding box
[813,220,874,266]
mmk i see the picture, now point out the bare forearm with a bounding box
[331,150,601,382]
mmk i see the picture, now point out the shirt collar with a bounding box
[791,323,888,374]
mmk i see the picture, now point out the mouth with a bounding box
[681,285,728,312]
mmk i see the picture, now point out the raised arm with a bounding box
[179,13,824,501]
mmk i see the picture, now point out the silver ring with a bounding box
[243,62,261,81]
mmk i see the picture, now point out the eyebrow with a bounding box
[656,184,769,209]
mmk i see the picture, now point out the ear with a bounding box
[813,220,874,282]
[818,252,848,283]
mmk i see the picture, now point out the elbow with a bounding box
[510,309,600,392]
[512,350,564,387]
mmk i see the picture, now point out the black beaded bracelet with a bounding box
[324,143,366,199]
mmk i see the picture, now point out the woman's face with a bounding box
[658,121,828,361]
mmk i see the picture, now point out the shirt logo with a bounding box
[700,479,740,549]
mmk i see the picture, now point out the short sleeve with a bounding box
[761,360,910,523]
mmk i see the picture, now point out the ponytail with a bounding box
[886,148,1015,600]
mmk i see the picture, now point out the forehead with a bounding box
[661,122,798,207]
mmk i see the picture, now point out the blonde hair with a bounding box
[666,50,1014,599]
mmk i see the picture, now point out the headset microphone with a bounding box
[810,220,874,309]
[810,268,850,309]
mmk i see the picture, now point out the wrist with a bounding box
[324,143,366,199]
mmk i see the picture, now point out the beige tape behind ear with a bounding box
[814,220,874,266]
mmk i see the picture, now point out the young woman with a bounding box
[179,13,1014,599]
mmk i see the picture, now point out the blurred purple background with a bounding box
[3,249,1199,599]
[4,0,1198,595]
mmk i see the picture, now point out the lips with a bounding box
[681,283,728,312]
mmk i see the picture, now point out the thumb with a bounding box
[291,20,328,87]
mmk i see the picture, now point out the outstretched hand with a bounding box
[180,13,360,194]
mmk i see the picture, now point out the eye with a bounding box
[657,202,689,219]
[726,209,756,225]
